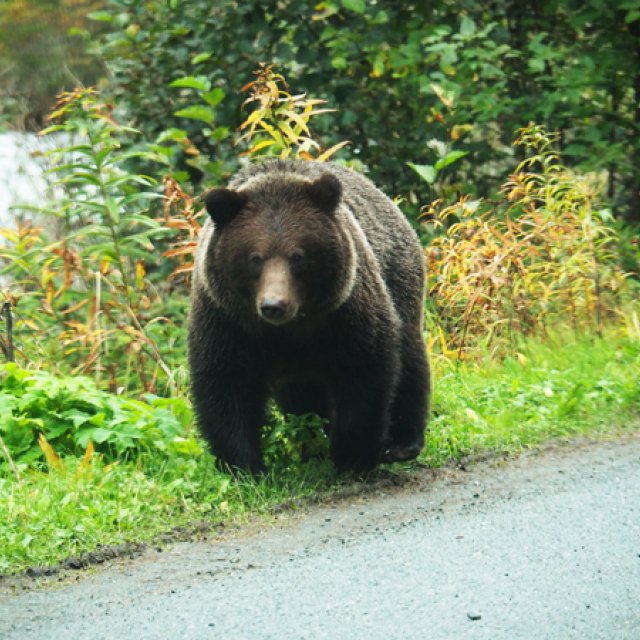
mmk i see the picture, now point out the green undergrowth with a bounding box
[1,328,639,576]
[424,330,640,465]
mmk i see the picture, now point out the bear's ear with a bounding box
[204,188,248,227]
[306,174,342,215]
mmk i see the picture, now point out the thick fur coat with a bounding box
[188,159,430,474]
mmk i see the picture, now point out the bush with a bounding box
[0,363,195,471]
[95,2,640,221]
[0,89,188,396]
[424,125,630,359]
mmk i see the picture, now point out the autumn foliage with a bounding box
[424,125,628,359]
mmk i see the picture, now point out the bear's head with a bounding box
[202,173,356,328]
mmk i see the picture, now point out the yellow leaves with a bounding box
[238,63,349,162]
[38,434,63,470]
[424,124,628,361]
[285,110,311,136]
[135,261,146,290]
[431,83,455,110]
[248,139,276,155]
[451,124,473,142]
[80,439,95,470]
[238,106,266,134]
[317,140,351,162]
[45,280,55,308]
[38,433,97,477]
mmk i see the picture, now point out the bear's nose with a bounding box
[259,298,287,323]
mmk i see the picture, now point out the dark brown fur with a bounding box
[188,159,430,474]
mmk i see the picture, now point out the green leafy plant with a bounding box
[0,363,195,470]
[149,74,231,185]
[94,2,640,222]
[261,408,330,474]
[0,88,188,395]
[408,147,468,190]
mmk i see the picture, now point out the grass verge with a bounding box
[1,329,639,576]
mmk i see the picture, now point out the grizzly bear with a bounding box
[188,159,430,474]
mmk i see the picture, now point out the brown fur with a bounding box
[188,159,430,474]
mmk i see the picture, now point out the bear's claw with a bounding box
[381,444,422,464]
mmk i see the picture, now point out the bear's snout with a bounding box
[259,298,288,323]
[256,258,299,325]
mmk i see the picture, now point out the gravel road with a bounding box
[1,435,639,639]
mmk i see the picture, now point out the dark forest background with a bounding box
[2,0,639,223]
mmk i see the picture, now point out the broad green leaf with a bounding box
[528,57,546,73]
[435,150,469,170]
[87,11,114,22]
[460,16,475,37]
[191,52,212,64]
[625,9,640,23]
[341,0,366,13]
[201,88,225,107]
[170,26,190,36]
[169,76,211,92]
[407,162,437,184]
[174,105,215,125]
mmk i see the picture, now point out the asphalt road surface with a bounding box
[1,435,639,639]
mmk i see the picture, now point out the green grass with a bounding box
[425,331,640,465]
[0,456,336,575]
[1,329,639,576]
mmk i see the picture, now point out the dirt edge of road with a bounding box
[2,427,639,595]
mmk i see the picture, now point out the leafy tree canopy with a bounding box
[95,0,640,221]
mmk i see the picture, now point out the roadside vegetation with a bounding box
[2,330,639,575]
[1,4,640,576]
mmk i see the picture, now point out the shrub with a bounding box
[0,363,196,472]
[0,89,187,395]
[424,124,629,359]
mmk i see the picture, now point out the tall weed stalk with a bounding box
[0,89,186,395]
[424,124,629,360]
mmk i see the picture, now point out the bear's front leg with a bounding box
[324,297,402,473]
[188,301,268,475]
[190,369,267,475]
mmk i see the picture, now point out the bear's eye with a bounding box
[290,250,305,266]
[249,252,262,265]
[248,253,263,273]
